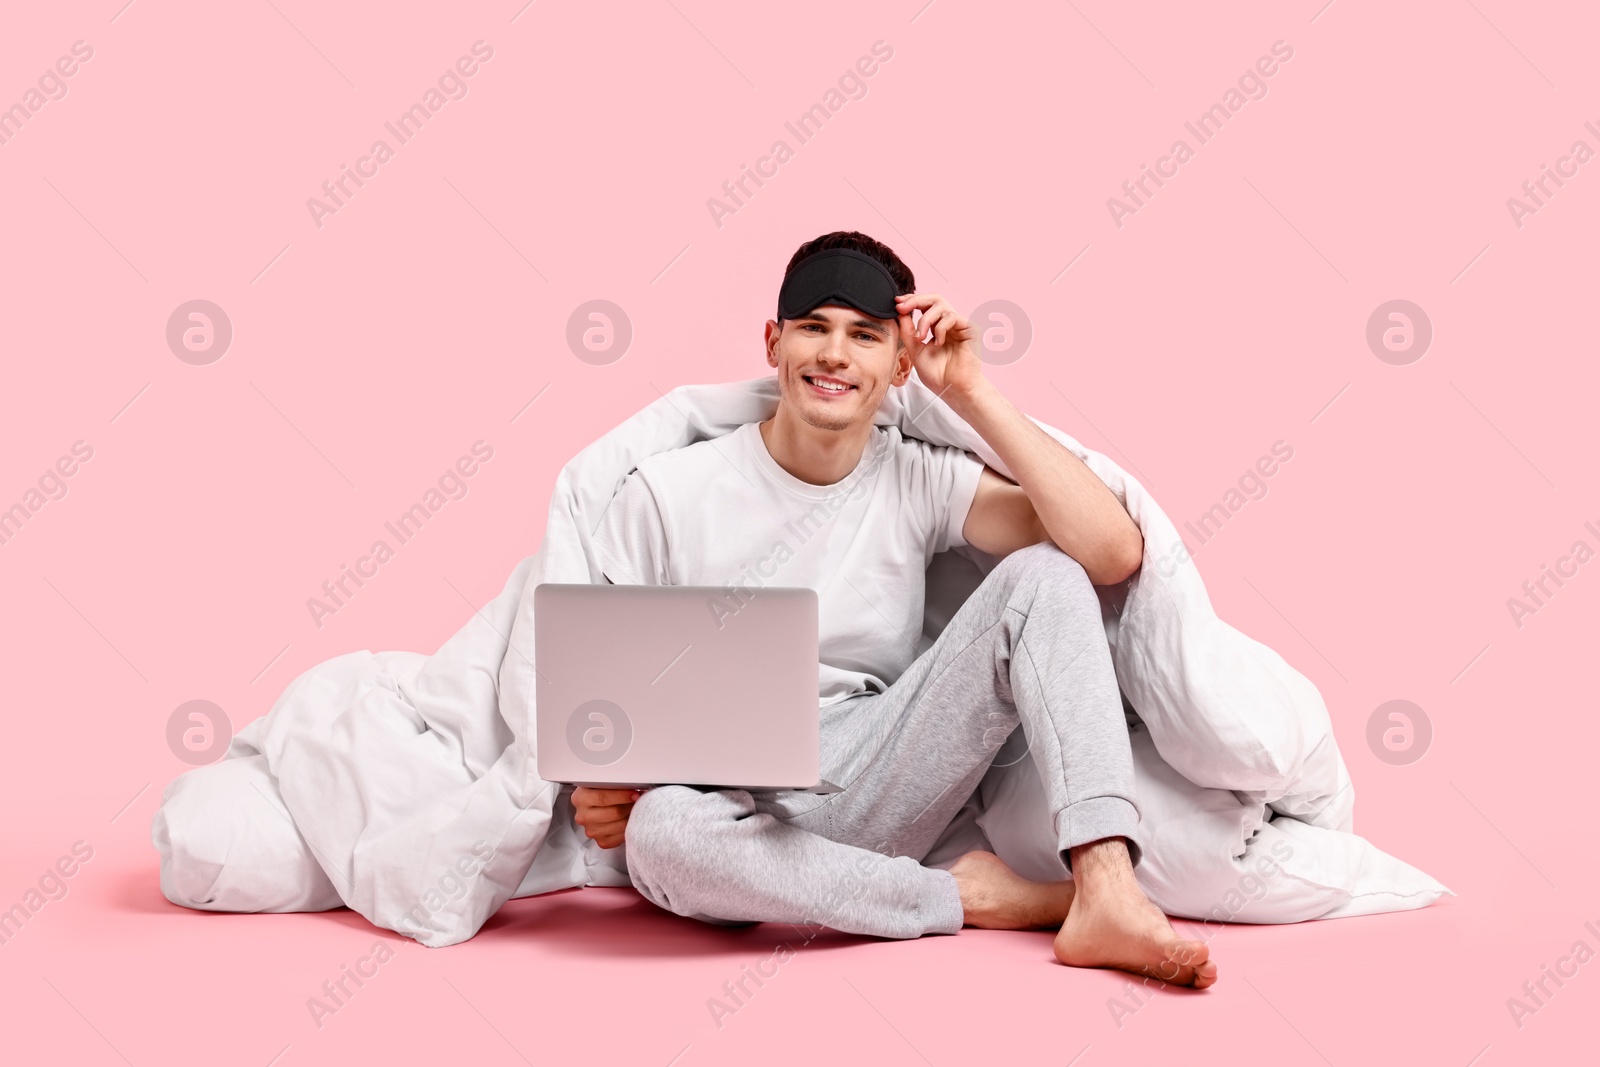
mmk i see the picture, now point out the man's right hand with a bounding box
[571,787,642,849]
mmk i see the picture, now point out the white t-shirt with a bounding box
[590,420,986,707]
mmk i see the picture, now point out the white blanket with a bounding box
[236,372,1442,947]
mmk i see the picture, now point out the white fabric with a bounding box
[151,719,343,914]
[155,371,1445,946]
[591,420,985,707]
[924,715,1450,922]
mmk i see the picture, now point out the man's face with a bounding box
[764,304,911,432]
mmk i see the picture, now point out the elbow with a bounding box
[1095,532,1145,586]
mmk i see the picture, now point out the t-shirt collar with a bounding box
[739,420,887,501]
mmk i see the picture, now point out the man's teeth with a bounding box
[807,376,852,392]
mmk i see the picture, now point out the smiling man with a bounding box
[575,231,1216,987]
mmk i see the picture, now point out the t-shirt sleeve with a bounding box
[920,442,987,555]
[590,469,671,585]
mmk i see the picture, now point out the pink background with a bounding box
[2,1,1596,1063]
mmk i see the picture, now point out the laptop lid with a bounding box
[534,583,820,789]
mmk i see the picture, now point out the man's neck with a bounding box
[758,403,874,486]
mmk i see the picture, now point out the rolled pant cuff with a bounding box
[1056,795,1143,869]
[921,868,965,935]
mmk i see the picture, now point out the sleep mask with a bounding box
[776,247,901,323]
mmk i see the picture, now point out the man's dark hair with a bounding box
[777,230,915,325]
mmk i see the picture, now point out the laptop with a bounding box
[534,583,839,792]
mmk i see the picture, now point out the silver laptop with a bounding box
[534,583,838,791]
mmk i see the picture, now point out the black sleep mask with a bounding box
[776,247,901,322]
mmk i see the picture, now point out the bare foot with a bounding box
[950,851,1075,929]
[1053,841,1217,989]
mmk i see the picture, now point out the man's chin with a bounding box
[779,376,878,430]
[791,403,851,431]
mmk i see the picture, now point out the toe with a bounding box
[1159,937,1211,987]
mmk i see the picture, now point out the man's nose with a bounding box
[819,333,850,365]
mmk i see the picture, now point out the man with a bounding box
[572,231,1216,987]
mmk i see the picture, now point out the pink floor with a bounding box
[2,804,1592,1065]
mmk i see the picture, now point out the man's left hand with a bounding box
[895,292,987,401]
[572,786,641,849]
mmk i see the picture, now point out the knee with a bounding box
[993,541,1094,601]
[626,784,691,849]
[624,785,703,877]
[624,786,737,910]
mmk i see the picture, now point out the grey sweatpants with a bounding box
[624,540,1142,939]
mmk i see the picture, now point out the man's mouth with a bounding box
[803,374,856,394]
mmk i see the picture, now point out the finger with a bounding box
[937,311,968,346]
[582,818,629,840]
[898,312,923,353]
[908,308,934,347]
[579,809,631,833]
[917,306,951,345]
[936,306,972,347]
[595,832,625,849]
[894,292,939,312]
[573,802,635,827]
[574,788,641,808]
[572,799,627,825]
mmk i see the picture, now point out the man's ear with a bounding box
[764,319,781,368]
[890,339,913,386]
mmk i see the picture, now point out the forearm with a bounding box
[946,379,1143,583]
